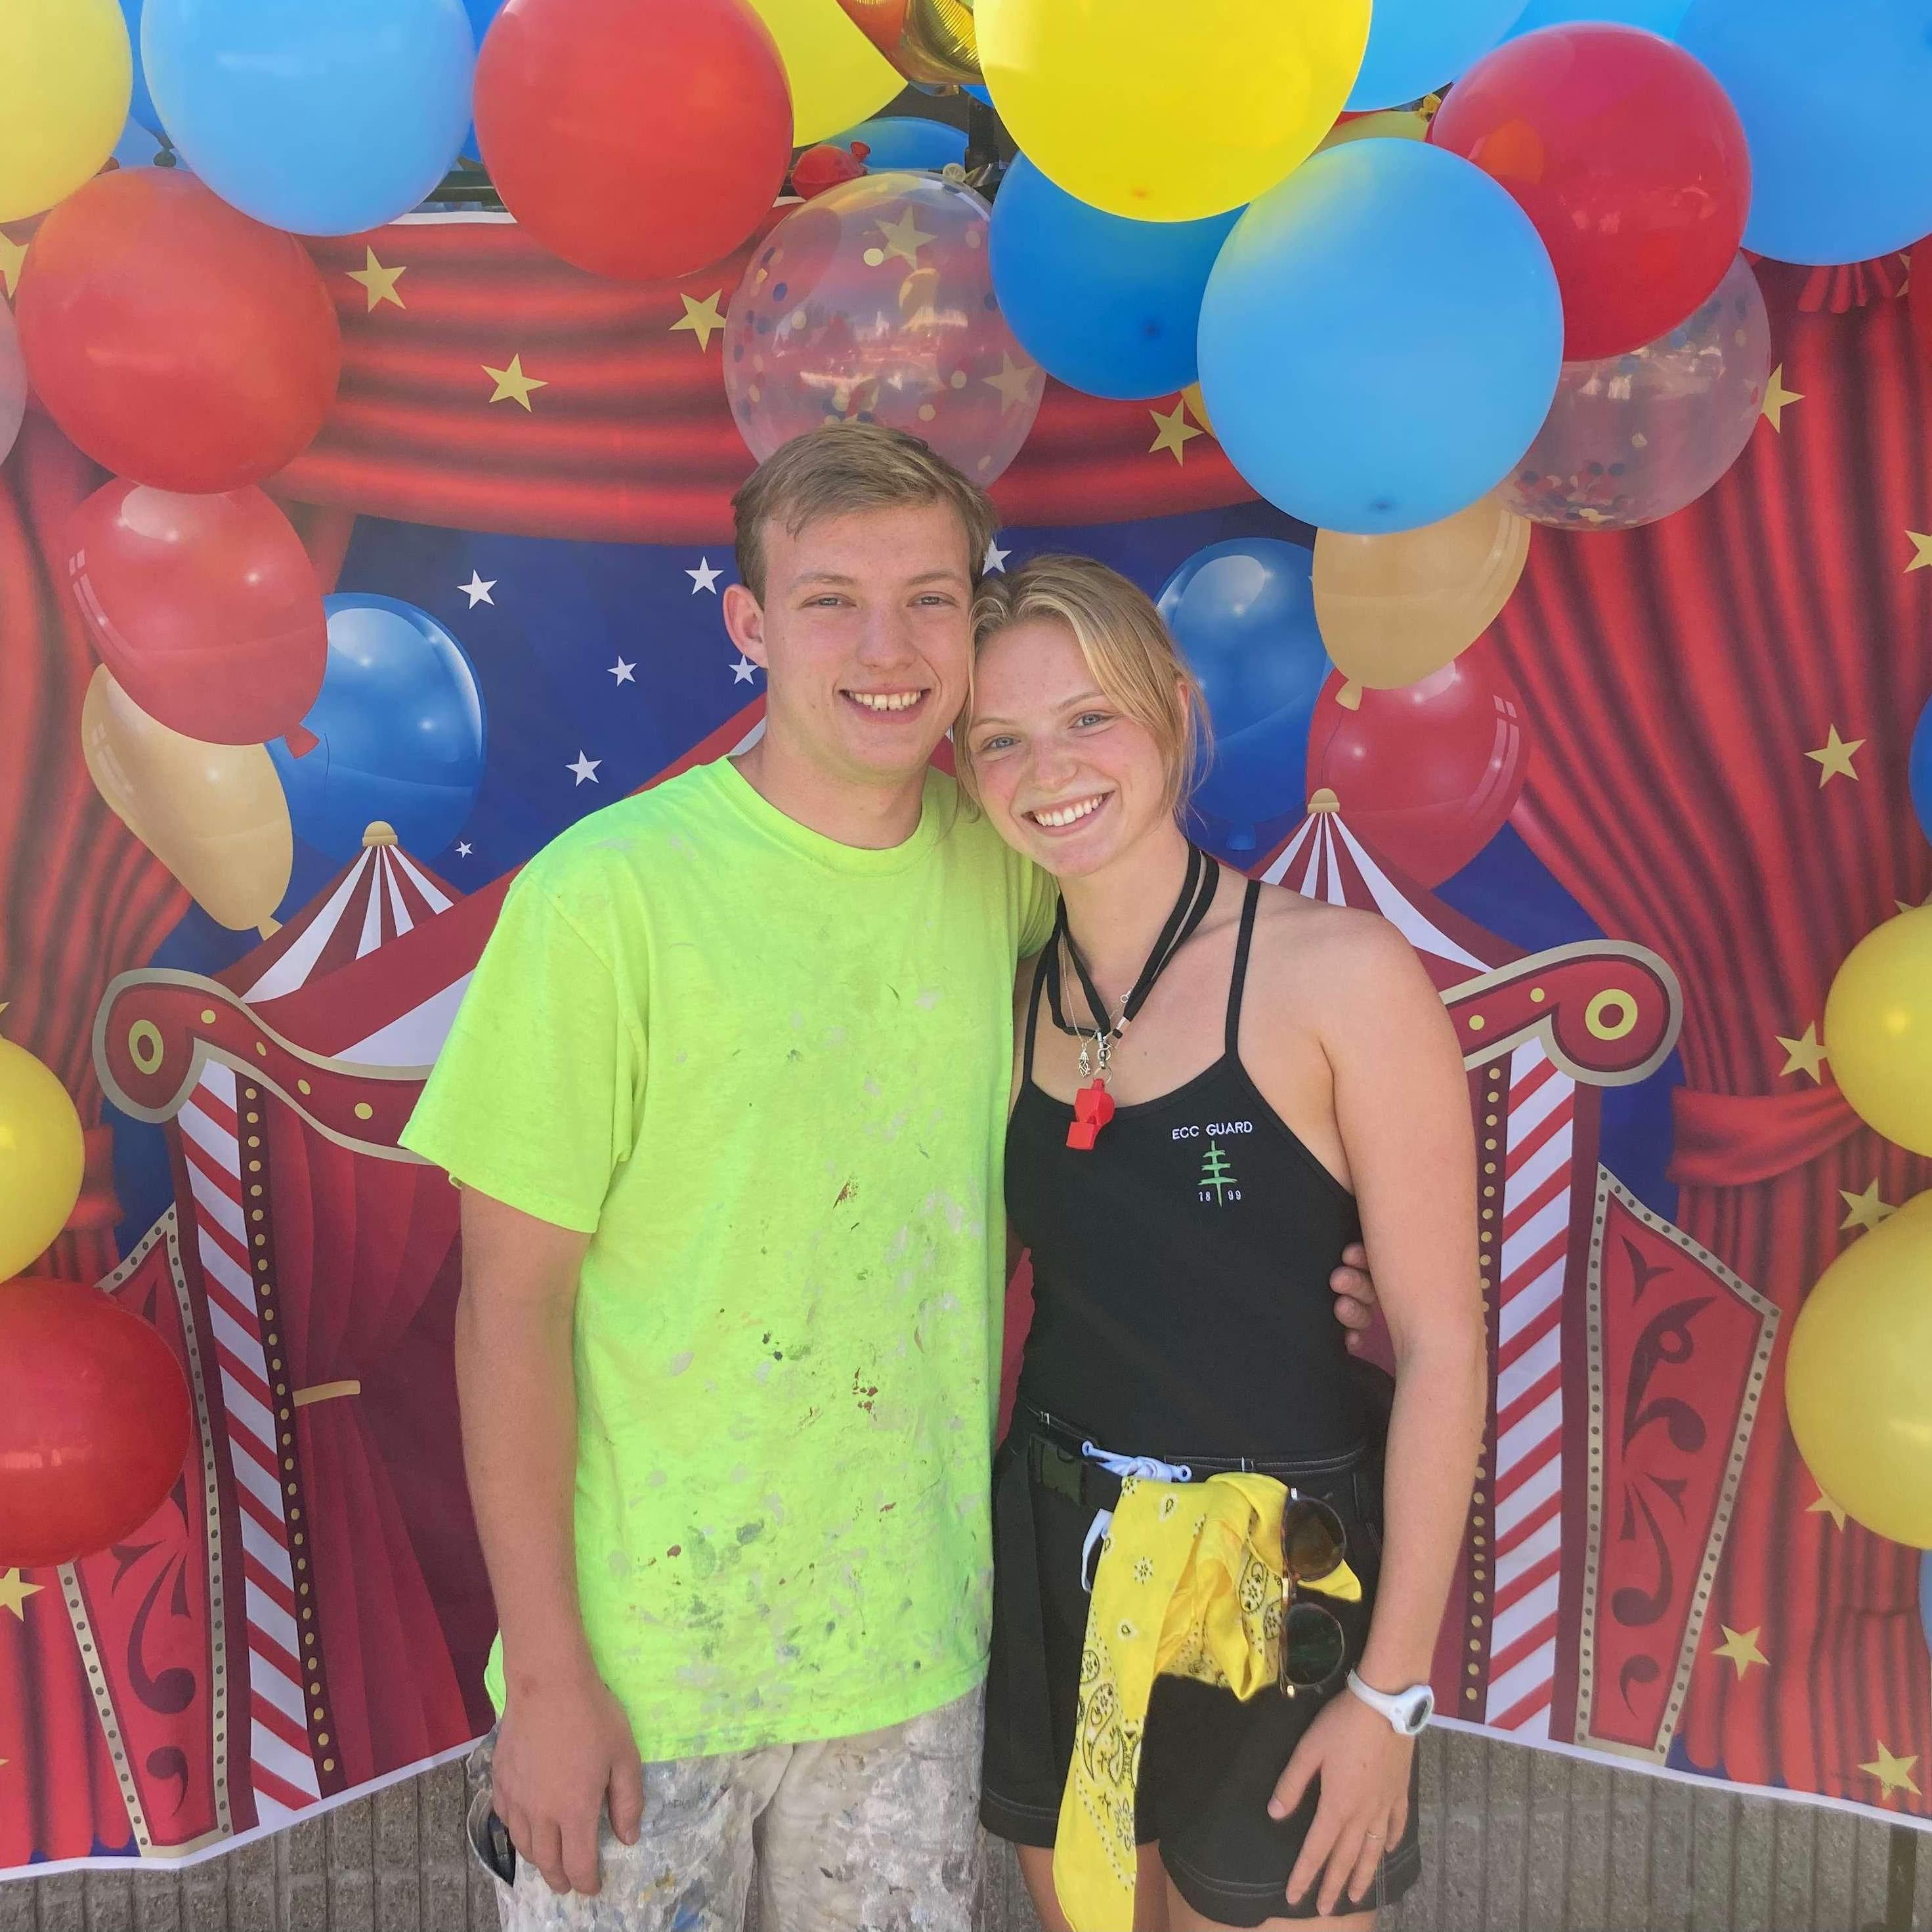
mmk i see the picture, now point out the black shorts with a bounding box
[981,1405,1422,1927]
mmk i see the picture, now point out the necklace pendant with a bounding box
[1067,1076,1116,1151]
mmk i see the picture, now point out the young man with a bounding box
[403,424,1379,1932]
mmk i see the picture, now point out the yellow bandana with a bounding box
[1051,1471,1363,1932]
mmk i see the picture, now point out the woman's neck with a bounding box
[1058,821,1195,1004]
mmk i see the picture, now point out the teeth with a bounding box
[1031,796,1104,828]
[848,690,923,713]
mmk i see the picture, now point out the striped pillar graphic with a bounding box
[1484,1039,1575,1738]
[176,1063,321,1822]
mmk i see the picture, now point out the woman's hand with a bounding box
[1270,1688,1413,1916]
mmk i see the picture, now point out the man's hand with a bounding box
[1271,1689,1413,1916]
[1329,1241,1379,1352]
[491,1665,644,1897]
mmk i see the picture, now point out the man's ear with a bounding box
[722,582,768,667]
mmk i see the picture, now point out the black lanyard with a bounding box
[1046,842,1220,1054]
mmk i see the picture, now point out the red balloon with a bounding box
[1304,642,1529,887]
[1430,25,1750,362]
[0,1278,192,1570]
[66,481,327,746]
[15,170,341,494]
[475,0,792,283]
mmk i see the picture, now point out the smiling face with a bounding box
[966,614,1177,880]
[723,500,976,794]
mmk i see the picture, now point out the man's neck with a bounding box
[732,733,929,851]
[1058,821,1195,1004]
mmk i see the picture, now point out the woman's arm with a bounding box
[1262,912,1486,1915]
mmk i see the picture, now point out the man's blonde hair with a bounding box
[731,423,1000,601]
[959,554,1209,817]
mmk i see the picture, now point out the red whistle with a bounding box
[1066,1079,1115,1151]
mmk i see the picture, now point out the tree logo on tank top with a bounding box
[1197,1141,1242,1205]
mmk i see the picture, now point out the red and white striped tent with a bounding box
[1259,794,1778,1753]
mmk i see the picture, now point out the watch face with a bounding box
[1403,1688,1434,1734]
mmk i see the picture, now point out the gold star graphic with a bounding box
[0,1570,41,1620]
[1761,364,1802,431]
[981,353,1037,413]
[1711,1624,1768,1681]
[1839,1179,1897,1233]
[670,290,726,353]
[1860,1742,1921,1798]
[1805,725,1863,786]
[870,207,935,270]
[1898,893,1932,916]
[1775,1023,1828,1083]
[0,233,26,300]
[1808,1490,1848,1530]
[1182,380,1214,437]
[1149,400,1203,464]
[345,247,406,312]
[1906,531,1932,573]
[482,354,547,410]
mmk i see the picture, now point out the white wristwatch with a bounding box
[1346,1671,1434,1736]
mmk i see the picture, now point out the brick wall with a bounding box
[4,1732,1926,1932]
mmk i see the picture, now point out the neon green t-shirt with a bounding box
[401,758,1054,1758]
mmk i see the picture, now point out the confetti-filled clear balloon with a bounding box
[1499,253,1770,532]
[722,171,1043,487]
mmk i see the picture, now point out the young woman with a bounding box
[958,557,1485,1932]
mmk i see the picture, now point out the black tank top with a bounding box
[1008,878,1370,1459]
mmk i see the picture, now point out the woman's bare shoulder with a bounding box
[1243,878,1439,1012]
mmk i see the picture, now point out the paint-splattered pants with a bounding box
[465,1685,983,1931]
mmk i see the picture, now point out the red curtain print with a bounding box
[1490,261,1932,1808]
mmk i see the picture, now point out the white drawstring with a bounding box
[1078,1442,1193,1592]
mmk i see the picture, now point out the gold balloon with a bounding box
[0,1037,85,1280]
[1786,1188,1932,1548]
[1824,907,1932,1155]
[1313,495,1531,705]
[1318,104,1435,151]
[833,0,979,87]
[81,667,292,933]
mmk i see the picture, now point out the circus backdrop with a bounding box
[1,206,1929,1878]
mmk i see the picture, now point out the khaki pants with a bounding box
[465,1685,983,1932]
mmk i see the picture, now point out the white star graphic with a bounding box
[687,557,723,594]
[567,751,601,785]
[609,657,635,685]
[456,841,473,857]
[983,540,1010,573]
[731,656,759,684]
[460,571,496,607]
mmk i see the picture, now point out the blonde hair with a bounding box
[731,422,1000,601]
[959,554,1209,817]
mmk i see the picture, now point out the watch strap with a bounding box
[1346,1669,1433,1735]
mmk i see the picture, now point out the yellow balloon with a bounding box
[0,1037,85,1280]
[746,0,903,146]
[977,0,1369,222]
[1823,906,1932,1155]
[0,0,131,223]
[81,668,293,934]
[1313,496,1532,704]
[1786,1188,1932,1548]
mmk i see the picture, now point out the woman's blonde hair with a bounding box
[958,554,1209,816]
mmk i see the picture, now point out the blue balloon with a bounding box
[834,118,968,173]
[1677,0,1932,266]
[1157,540,1329,840]
[1197,139,1564,534]
[1507,0,1686,35]
[144,0,475,236]
[991,156,1238,400]
[459,0,504,163]
[119,0,163,134]
[1911,697,1932,848]
[270,595,486,862]
[1348,0,1532,107]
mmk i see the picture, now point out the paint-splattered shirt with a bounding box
[402,758,1055,1757]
